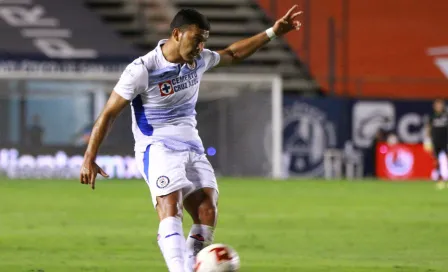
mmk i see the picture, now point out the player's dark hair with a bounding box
[170,9,210,32]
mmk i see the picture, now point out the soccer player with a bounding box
[80,6,302,272]
[424,99,448,189]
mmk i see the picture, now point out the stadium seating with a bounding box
[85,0,319,94]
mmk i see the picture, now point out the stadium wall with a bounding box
[257,0,448,98]
[0,97,435,179]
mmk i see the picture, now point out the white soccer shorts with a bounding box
[135,144,218,208]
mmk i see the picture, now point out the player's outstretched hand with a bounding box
[272,5,303,36]
[80,160,109,190]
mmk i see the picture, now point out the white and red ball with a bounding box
[194,244,240,272]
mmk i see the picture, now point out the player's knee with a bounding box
[156,194,183,220]
[158,202,183,220]
[198,201,217,223]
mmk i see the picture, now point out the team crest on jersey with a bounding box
[158,80,174,96]
[156,176,170,188]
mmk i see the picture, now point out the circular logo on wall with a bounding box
[282,102,337,176]
[385,146,414,177]
[156,176,170,188]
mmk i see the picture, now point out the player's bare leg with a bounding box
[156,190,187,272]
[437,152,448,189]
[183,188,218,271]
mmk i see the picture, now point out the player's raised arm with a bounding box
[80,91,129,189]
[216,5,302,67]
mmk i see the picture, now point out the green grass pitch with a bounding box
[0,178,447,272]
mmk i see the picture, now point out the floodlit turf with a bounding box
[0,178,447,272]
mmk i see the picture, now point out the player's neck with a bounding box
[161,40,184,64]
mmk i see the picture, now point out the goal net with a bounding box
[0,72,283,179]
[198,74,282,179]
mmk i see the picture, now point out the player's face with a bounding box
[178,25,209,63]
[434,100,445,113]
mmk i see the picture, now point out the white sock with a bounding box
[157,233,164,255]
[432,169,440,181]
[439,152,448,181]
[184,224,215,272]
[158,217,186,272]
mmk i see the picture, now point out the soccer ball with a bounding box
[194,243,240,272]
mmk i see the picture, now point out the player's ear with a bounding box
[172,28,182,43]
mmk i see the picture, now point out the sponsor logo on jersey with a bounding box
[158,72,199,96]
[158,80,174,96]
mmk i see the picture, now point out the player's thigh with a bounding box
[135,144,193,208]
[184,153,219,223]
[186,153,219,194]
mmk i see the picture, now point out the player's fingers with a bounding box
[279,18,288,25]
[98,167,109,178]
[89,173,96,190]
[284,5,298,18]
[81,173,87,184]
[291,11,303,19]
[81,166,89,184]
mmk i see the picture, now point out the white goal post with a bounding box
[0,71,283,179]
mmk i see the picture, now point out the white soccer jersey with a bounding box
[114,39,220,154]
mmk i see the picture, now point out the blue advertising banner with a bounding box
[350,99,434,177]
[283,97,435,177]
[350,100,433,149]
[283,95,351,177]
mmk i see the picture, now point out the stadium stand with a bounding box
[84,0,320,94]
